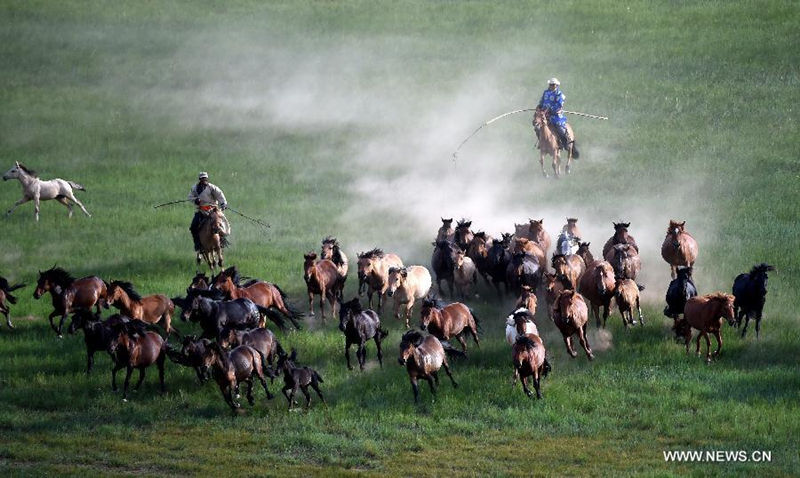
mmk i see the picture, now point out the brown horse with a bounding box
[526,219,551,255]
[108,322,167,401]
[107,281,176,335]
[514,284,538,315]
[466,231,493,287]
[436,218,455,242]
[578,260,616,328]
[187,272,211,293]
[532,107,577,177]
[207,342,273,410]
[320,236,348,297]
[602,222,639,258]
[303,251,342,320]
[196,206,226,271]
[576,241,595,267]
[212,266,302,329]
[453,219,474,252]
[0,276,25,329]
[675,293,736,362]
[420,298,480,353]
[661,220,699,279]
[541,273,564,320]
[512,237,547,270]
[33,266,107,337]
[357,248,404,313]
[551,253,585,290]
[552,290,594,360]
[605,243,641,281]
[615,278,644,327]
[512,334,551,399]
[398,330,460,403]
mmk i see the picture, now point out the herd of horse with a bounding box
[0,215,776,407]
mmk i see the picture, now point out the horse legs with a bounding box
[564,335,577,358]
[256,370,273,400]
[602,302,611,328]
[357,341,366,371]
[703,332,712,362]
[741,313,750,338]
[592,304,601,328]
[122,366,134,400]
[455,335,468,354]
[442,361,458,388]
[133,367,146,391]
[520,375,533,398]
[404,303,413,329]
[552,152,561,177]
[319,286,327,320]
[245,378,255,405]
[2,308,12,329]
[636,296,644,325]
[310,380,325,405]
[374,335,384,368]
[425,376,437,399]
[64,191,90,217]
[344,340,354,370]
[86,349,95,374]
[712,331,723,358]
[33,194,40,222]
[755,314,762,339]
[300,385,312,409]
[469,324,481,349]
[55,197,73,218]
[307,290,315,317]
[578,324,594,360]
[6,196,31,216]
[539,152,549,179]
[157,353,166,393]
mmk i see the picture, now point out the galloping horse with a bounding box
[420,297,480,354]
[3,161,90,221]
[212,266,302,329]
[320,236,348,297]
[398,330,460,403]
[196,206,226,271]
[106,280,176,335]
[303,251,342,320]
[357,248,404,313]
[675,293,736,362]
[605,243,642,281]
[453,219,474,252]
[602,222,638,258]
[34,266,107,337]
[512,334,551,399]
[532,108,577,177]
[661,220,699,279]
[338,297,388,371]
[732,263,776,339]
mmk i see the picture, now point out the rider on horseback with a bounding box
[536,78,573,150]
[189,172,230,251]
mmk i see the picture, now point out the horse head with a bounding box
[338,297,361,332]
[533,107,547,128]
[386,267,407,297]
[398,330,425,365]
[594,262,615,296]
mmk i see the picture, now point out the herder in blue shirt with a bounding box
[536,78,572,150]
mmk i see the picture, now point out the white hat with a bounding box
[198,172,209,179]
[548,77,560,85]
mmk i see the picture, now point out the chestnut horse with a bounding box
[108,321,167,401]
[107,281,176,335]
[512,237,546,270]
[551,253,585,290]
[398,330,460,403]
[525,219,551,255]
[605,243,641,281]
[196,206,226,272]
[675,293,736,362]
[357,248,404,313]
[303,251,342,320]
[420,297,480,353]
[542,273,565,320]
[578,260,616,328]
[661,220,699,279]
[552,290,594,360]
[212,266,302,329]
[512,334,551,399]
[602,222,639,258]
[514,284,538,315]
[532,107,577,177]
[33,266,107,337]
[0,276,25,329]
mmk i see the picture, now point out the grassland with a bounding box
[1,1,798,476]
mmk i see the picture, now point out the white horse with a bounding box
[3,161,91,221]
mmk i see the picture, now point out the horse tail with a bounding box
[468,307,483,334]
[67,180,86,192]
[313,369,324,384]
[257,305,287,332]
[541,358,552,378]
[5,283,24,304]
[571,141,580,159]
[254,347,270,378]
[378,327,389,340]
[440,340,467,359]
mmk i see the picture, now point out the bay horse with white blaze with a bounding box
[3,161,90,221]
[661,220,699,279]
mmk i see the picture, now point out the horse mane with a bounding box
[111,280,142,302]
[16,163,38,177]
[514,335,538,349]
[422,296,447,310]
[359,248,384,259]
[400,330,425,347]
[343,297,363,314]
[322,236,339,246]
[41,266,75,287]
[220,266,242,285]
[473,231,486,240]
[456,218,471,229]
[708,292,734,302]
[667,220,685,232]
[750,263,775,276]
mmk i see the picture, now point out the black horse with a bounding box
[732,263,776,339]
[277,349,325,411]
[431,240,456,298]
[506,251,541,296]
[664,267,698,321]
[68,310,134,374]
[165,335,215,384]
[486,233,512,297]
[180,293,266,340]
[337,297,388,371]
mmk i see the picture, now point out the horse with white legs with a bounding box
[3,162,90,221]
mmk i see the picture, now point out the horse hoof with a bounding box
[57,334,63,339]
[542,172,549,179]
[122,398,128,403]
[566,166,571,175]
[587,354,595,361]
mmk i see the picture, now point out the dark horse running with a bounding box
[732,263,776,339]
[33,266,107,337]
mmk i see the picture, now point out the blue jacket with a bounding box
[538,88,566,126]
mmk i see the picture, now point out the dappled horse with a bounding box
[420,297,480,354]
[107,281,176,335]
[33,266,107,337]
[661,220,699,279]
[732,263,776,339]
[195,206,226,271]
[386,266,432,327]
[602,222,639,258]
[431,241,456,298]
[357,248,404,313]
[212,266,302,329]
[675,293,736,362]
[0,276,25,329]
[532,107,578,177]
[108,320,167,401]
[277,349,326,411]
[398,330,460,403]
[512,334,551,399]
[578,260,616,328]
[552,290,594,360]
[3,161,90,221]
[303,251,342,320]
[338,297,388,371]
[605,243,641,281]
[320,236,348,297]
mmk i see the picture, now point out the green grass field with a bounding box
[1,1,798,476]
